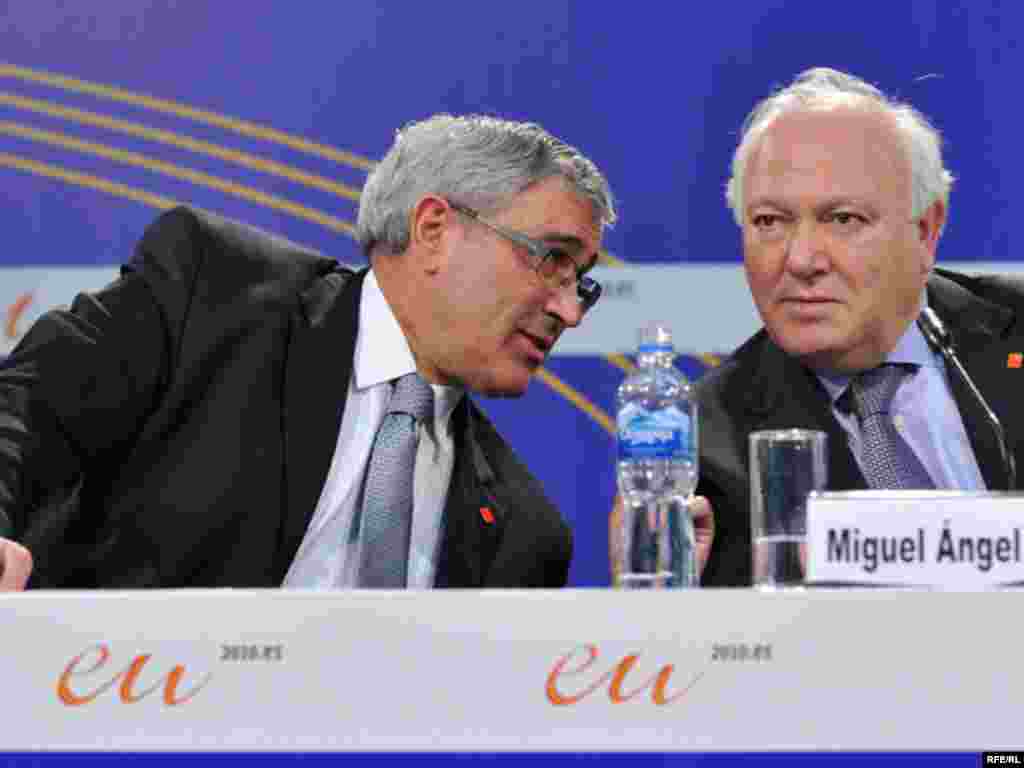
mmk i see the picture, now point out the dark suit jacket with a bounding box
[697,268,1024,586]
[0,207,571,588]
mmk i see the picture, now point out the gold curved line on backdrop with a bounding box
[0,63,375,171]
[0,65,640,265]
[0,92,361,202]
[0,65,639,264]
[0,121,356,237]
[0,152,179,210]
[534,367,615,436]
[604,354,637,375]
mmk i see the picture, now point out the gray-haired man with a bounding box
[699,68,1024,586]
[0,114,615,590]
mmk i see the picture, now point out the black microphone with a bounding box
[917,307,1016,489]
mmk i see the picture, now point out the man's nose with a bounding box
[785,220,829,278]
[545,287,582,329]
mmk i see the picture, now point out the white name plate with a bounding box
[806,491,1024,589]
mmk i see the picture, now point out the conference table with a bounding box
[1,588,1018,763]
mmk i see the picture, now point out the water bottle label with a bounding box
[638,343,673,355]
[617,404,694,460]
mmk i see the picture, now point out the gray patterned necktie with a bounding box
[358,373,434,587]
[844,364,935,489]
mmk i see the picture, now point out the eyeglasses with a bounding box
[449,202,602,313]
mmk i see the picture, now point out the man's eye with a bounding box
[543,248,575,275]
[829,211,866,226]
[752,214,781,228]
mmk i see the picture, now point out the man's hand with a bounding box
[689,495,715,577]
[0,538,32,591]
[609,494,716,584]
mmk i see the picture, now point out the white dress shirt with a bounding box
[283,270,463,588]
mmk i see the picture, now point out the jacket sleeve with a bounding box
[0,207,213,541]
[694,364,754,587]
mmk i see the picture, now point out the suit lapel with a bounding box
[434,399,504,587]
[743,337,867,492]
[927,272,1015,490]
[273,267,365,582]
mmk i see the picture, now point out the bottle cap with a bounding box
[638,322,673,351]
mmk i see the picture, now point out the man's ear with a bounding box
[409,195,453,273]
[917,199,946,274]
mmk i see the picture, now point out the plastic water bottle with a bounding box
[614,323,698,588]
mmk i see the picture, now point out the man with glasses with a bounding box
[0,114,615,590]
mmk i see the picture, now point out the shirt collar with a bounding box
[815,295,937,405]
[355,270,464,435]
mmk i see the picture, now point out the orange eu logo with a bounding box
[4,292,33,340]
[545,644,703,706]
[57,644,211,706]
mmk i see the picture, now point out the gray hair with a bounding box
[356,114,616,255]
[725,68,954,227]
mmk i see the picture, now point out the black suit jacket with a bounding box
[698,268,1024,586]
[0,207,571,588]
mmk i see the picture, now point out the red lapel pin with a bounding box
[479,506,495,524]
[1008,353,1023,369]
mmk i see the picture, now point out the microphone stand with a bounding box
[917,307,1016,490]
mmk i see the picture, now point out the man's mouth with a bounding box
[521,330,553,351]
[780,295,837,304]
[517,330,553,363]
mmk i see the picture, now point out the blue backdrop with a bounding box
[1,0,1021,585]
